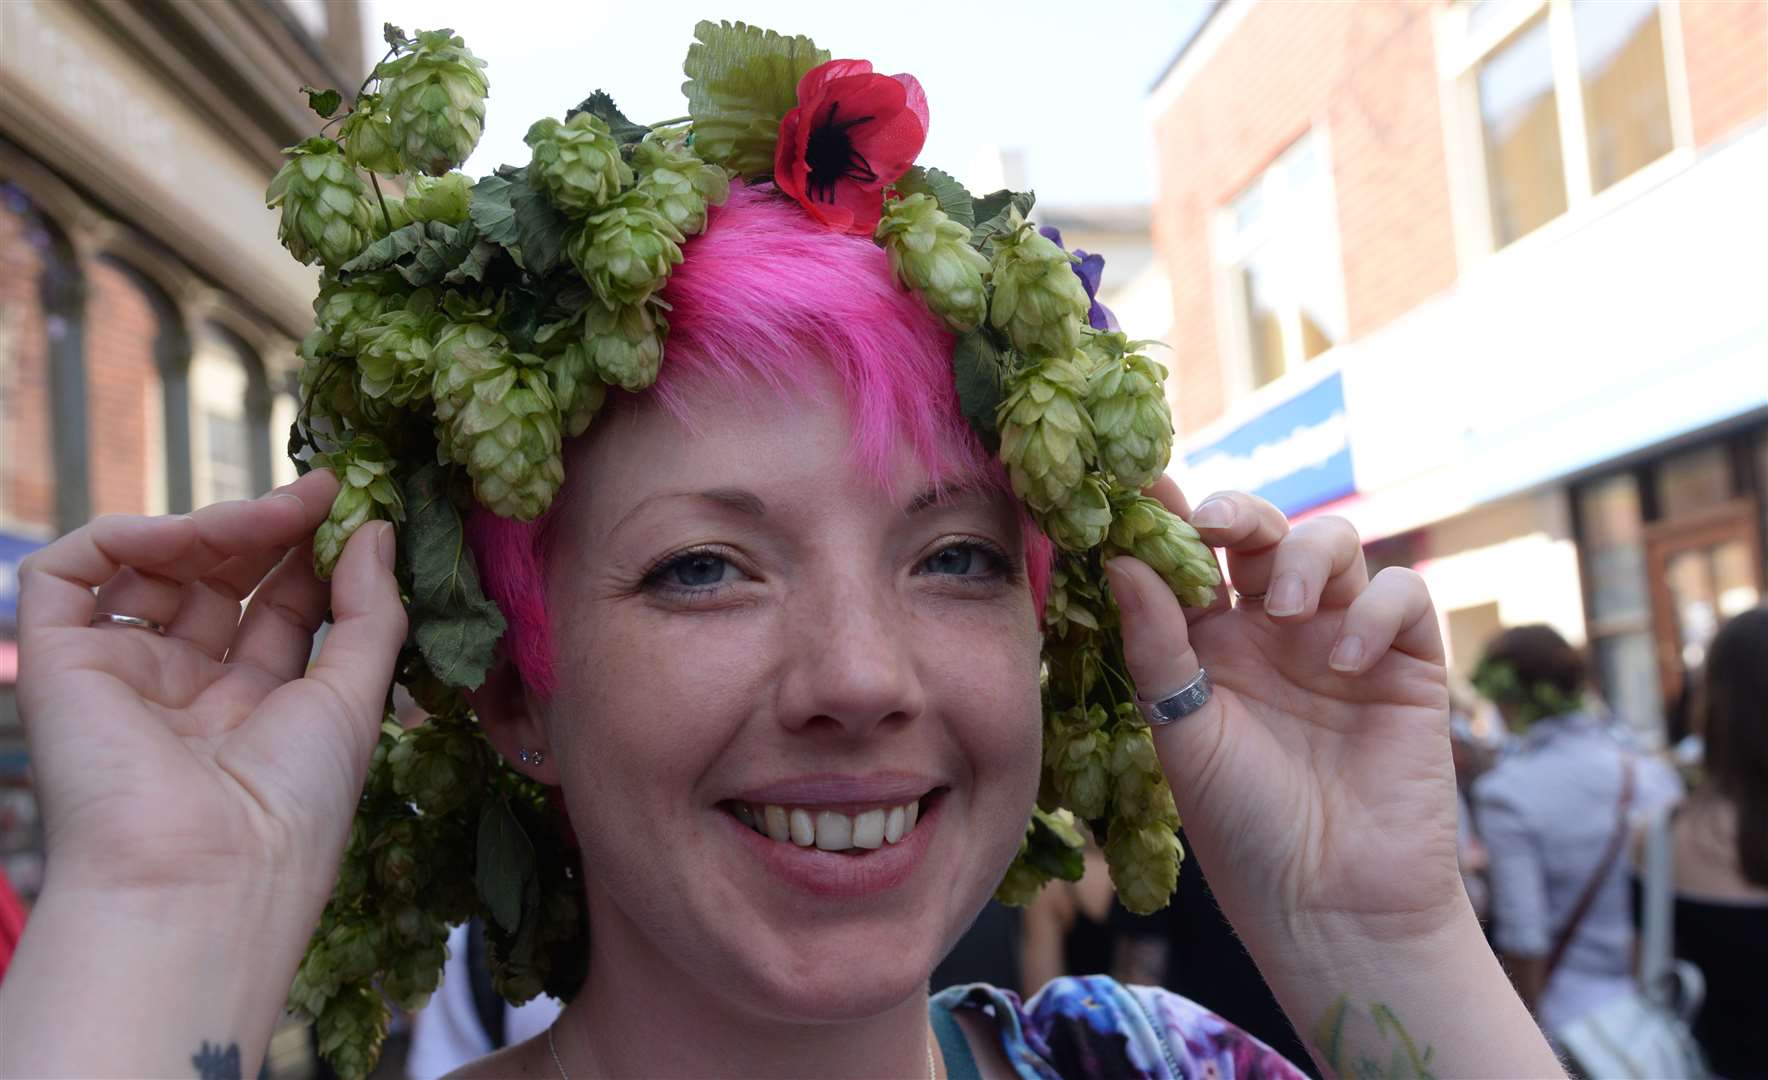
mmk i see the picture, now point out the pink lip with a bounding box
[730,772,938,808]
[718,792,942,899]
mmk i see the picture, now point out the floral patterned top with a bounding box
[931,976,1309,1080]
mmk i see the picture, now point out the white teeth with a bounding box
[852,809,886,849]
[742,799,925,852]
[764,804,790,843]
[884,805,905,844]
[814,811,852,850]
[789,808,815,847]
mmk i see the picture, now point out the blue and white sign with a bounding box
[1181,372,1355,516]
[1,531,48,625]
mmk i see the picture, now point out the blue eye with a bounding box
[664,553,731,588]
[919,541,1005,579]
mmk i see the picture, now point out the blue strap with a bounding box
[929,997,982,1080]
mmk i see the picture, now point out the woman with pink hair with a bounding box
[0,26,1564,1079]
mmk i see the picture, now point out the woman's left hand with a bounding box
[1106,478,1462,951]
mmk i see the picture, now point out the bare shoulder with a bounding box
[442,1037,551,1080]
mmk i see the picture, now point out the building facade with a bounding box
[1149,0,1767,742]
[0,0,366,898]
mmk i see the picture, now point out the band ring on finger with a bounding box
[1136,668,1213,727]
[1235,590,1266,605]
[90,611,168,635]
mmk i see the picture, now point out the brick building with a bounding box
[0,0,367,897]
[1149,0,1767,741]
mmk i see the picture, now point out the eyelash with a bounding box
[638,538,1020,602]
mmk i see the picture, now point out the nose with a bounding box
[775,571,926,738]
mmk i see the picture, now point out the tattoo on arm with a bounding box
[1312,995,1436,1080]
[191,1039,242,1080]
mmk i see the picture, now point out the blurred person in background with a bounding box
[406,918,562,1080]
[1639,607,1768,1079]
[1470,625,1682,1041]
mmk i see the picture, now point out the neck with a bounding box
[555,904,937,1079]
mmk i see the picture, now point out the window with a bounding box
[1450,0,1684,250]
[190,334,262,505]
[1573,472,1661,726]
[1218,132,1347,391]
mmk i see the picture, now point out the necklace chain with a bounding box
[546,1021,937,1079]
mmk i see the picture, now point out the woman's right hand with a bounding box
[16,468,406,907]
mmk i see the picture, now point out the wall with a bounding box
[1680,0,1768,148]
[83,260,164,518]
[0,202,54,533]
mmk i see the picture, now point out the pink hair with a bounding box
[466,185,1052,696]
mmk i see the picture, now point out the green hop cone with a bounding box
[313,272,402,357]
[389,719,489,817]
[989,216,1090,357]
[1108,708,1180,830]
[632,137,730,236]
[266,137,374,269]
[339,95,404,175]
[1045,557,1106,639]
[1104,494,1221,608]
[996,352,1096,514]
[314,980,390,1080]
[487,934,549,1005]
[546,340,609,439]
[311,434,403,580]
[288,911,342,1018]
[527,113,634,217]
[1104,820,1183,916]
[1037,475,1113,552]
[403,171,472,224]
[875,193,991,333]
[320,912,384,986]
[431,327,564,520]
[380,914,449,1010]
[1085,334,1174,490]
[355,308,435,406]
[580,300,666,393]
[379,29,489,176]
[371,816,428,900]
[569,191,686,308]
[1044,704,1111,820]
[993,840,1052,907]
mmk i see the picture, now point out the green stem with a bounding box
[369,172,394,234]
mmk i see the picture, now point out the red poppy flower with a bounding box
[775,59,929,234]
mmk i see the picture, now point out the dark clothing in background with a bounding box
[931,900,1021,995]
[1164,830,1317,1077]
[1063,903,1114,978]
[1632,876,1768,1079]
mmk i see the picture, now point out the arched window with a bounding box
[0,182,81,535]
[191,323,273,503]
[87,256,180,518]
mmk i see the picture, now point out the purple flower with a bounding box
[1038,225,1119,331]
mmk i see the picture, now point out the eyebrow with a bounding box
[904,484,972,515]
[609,487,767,538]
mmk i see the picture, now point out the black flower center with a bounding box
[803,101,877,203]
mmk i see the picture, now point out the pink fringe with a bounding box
[466,185,1053,697]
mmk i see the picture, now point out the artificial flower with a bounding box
[1040,225,1119,331]
[775,59,928,234]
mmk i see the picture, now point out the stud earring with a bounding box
[518,747,545,766]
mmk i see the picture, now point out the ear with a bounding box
[465,650,560,786]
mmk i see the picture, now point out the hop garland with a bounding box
[272,20,1216,1077]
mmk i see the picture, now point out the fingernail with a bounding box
[1329,636,1365,672]
[269,493,305,510]
[1104,558,1142,616]
[376,523,397,571]
[1190,498,1235,530]
[1266,573,1304,616]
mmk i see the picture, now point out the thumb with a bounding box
[1106,555,1225,801]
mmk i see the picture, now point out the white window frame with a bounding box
[1436,0,1694,270]
[189,340,254,506]
[1210,128,1350,403]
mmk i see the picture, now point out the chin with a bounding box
[746,933,943,1022]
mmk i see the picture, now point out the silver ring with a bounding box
[1235,591,1266,605]
[90,612,167,635]
[1136,668,1213,726]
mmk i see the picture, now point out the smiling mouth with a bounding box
[722,793,937,854]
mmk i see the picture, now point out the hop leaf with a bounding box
[568,191,686,308]
[681,20,830,176]
[403,172,472,224]
[339,95,404,174]
[1037,474,1112,552]
[1085,332,1174,490]
[380,29,489,176]
[266,137,374,269]
[632,137,731,236]
[311,434,403,580]
[1105,820,1183,915]
[875,193,991,332]
[1105,493,1221,608]
[988,213,1090,357]
[996,352,1096,514]
[527,113,634,217]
